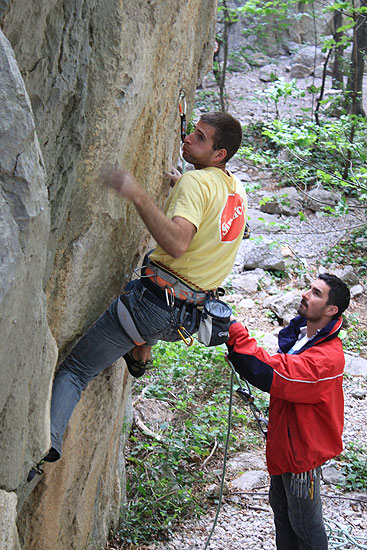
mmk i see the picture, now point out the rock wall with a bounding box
[0,1,216,548]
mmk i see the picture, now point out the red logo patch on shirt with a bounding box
[220,193,245,242]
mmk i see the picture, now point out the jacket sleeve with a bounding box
[227,322,273,392]
[227,321,344,403]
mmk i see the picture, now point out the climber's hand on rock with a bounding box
[101,166,139,200]
[164,166,182,187]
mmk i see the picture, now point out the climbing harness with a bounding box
[142,259,208,305]
[178,89,187,173]
[225,355,268,438]
[117,299,146,347]
[136,255,215,347]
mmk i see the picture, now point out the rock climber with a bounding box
[28,111,248,480]
[226,273,350,550]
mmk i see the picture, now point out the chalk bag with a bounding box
[198,297,232,347]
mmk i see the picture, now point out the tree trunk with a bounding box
[345,1,367,116]
[332,10,344,89]
[218,0,230,112]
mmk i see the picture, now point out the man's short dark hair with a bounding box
[200,112,242,163]
[318,273,350,318]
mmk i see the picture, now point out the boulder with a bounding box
[290,63,313,79]
[250,330,279,354]
[293,45,326,69]
[260,187,303,216]
[246,208,284,234]
[322,461,346,486]
[350,284,364,298]
[351,388,367,399]
[344,353,367,376]
[259,64,281,82]
[305,188,339,212]
[240,237,291,272]
[230,268,269,295]
[231,470,269,491]
[333,265,360,287]
[227,452,266,475]
[264,291,301,324]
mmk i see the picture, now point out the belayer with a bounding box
[227,273,351,550]
[28,112,248,480]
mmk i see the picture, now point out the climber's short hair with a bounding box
[200,112,243,163]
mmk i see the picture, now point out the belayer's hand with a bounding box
[101,165,139,200]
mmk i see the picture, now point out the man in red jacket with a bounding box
[227,273,350,550]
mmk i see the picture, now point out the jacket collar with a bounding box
[278,315,343,354]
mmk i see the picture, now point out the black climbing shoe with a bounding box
[27,460,45,482]
[26,447,60,482]
[124,350,153,378]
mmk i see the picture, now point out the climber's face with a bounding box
[182,121,226,169]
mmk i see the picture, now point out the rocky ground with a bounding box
[116,46,367,550]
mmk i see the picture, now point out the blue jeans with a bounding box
[50,279,197,458]
[269,469,327,550]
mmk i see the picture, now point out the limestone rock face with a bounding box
[1,1,216,549]
[0,30,58,491]
[0,490,21,550]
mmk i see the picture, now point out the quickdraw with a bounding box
[225,355,268,439]
[178,89,187,143]
[179,89,187,173]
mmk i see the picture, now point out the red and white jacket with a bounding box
[227,316,345,475]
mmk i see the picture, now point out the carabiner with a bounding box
[177,325,194,347]
[179,89,187,143]
[165,286,175,309]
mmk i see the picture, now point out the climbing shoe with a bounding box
[26,447,60,482]
[124,350,153,378]
[27,460,45,482]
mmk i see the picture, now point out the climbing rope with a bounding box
[226,356,268,439]
[203,368,235,550]
[325,518,367,549]
[203,357,268,549]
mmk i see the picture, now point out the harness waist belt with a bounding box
[143,261,209,306]
[140,276,195,312]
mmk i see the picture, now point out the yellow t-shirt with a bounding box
[150,167,247,290]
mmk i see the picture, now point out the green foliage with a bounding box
[227,49,250,72]
[238,111,367,211]
[338,442,367,491]
[340,311,367,356]
[119,340,266,545]
[238,0,315,46]
[194,89,221,112]
[254,78,305,118]
[322,226,367,277]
